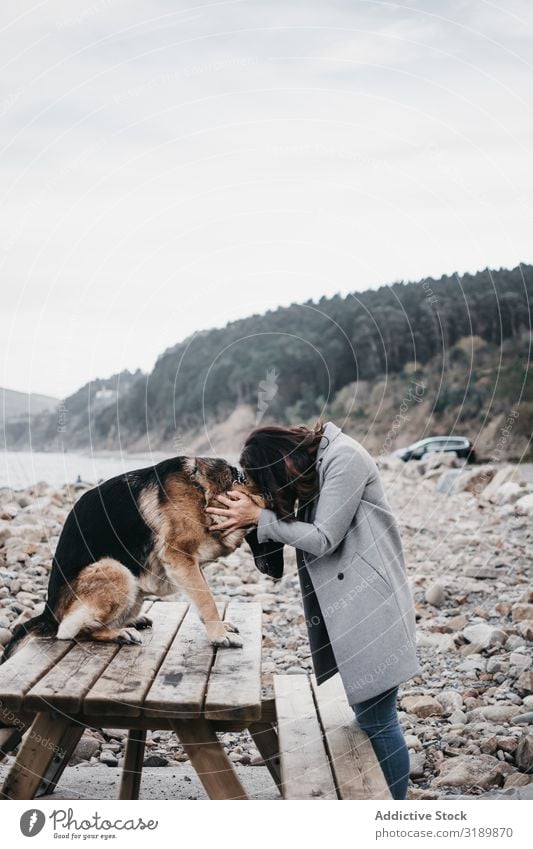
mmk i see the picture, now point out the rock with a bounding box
[438,690,464,715]
[511,603,532,623]
[0,504,18,520]
[462,623,507,649]
[517,621,533,641]
[400,695,444,718]
[511,710,533,725]
[99,751,119,767]
[449,709,467,724]
[143,754,168,767]
[69,736,100,765]
[468,704,523,723]
[515,733,533,773]
[405,734,423,751]
[481,466,522,502]
[514,494,533,515]
[454,466,497,496]
[496,736,519,753]
[457,655,486,672]
[436,469,464,495]
[0,627,12,646]
[409,751,426,779]
[425,581,446,607]
[433,754,515,788]
[0,522,13,544]
[475,784,533,800]
[494,482,524,505]
[509,652,532,673]
[487,657,507,674]
[504,772,530,788]
[463,566,502,579]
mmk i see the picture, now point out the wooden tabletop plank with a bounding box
[204,602,262,722]
[0,638,74,712]
[23,601,155,714]
[142,604,223,719]
[274,674,337,800]
[311,674,392,800]
[83,601,188,717]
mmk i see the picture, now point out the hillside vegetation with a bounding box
[5,265,532,460]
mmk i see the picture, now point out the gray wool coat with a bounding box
[256,421,422,704]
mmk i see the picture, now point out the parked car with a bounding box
[393,436,476,463]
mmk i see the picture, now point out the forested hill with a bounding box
[5,264,533,459]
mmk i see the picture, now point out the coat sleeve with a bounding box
[256,446,373,559]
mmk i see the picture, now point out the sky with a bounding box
[1,0,532,399]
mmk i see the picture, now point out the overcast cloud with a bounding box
[1,0,532,397]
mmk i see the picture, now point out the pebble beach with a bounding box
[0,452,532,799]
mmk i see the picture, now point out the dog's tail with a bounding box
[0,606,58,665]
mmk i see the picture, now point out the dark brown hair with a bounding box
[239,420,326,520]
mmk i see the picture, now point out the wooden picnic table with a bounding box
[0,600,280,801]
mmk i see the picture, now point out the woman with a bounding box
[206,420,421,800]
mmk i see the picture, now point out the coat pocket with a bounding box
[352,552,393,601]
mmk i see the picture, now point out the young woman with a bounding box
[206,420,421,800]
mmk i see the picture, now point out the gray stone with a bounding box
[437,690,464,715]
[143,755,168,767]
[99,751,118,767]
[474,784,533,800]
[462,623,507,649]
[494,482,524,505]
[468,704,523,723]
[515,732,533,773]
[515,493,533,515]
[69,736,100,765]
[425,581,446,606]
[409,751,426,779]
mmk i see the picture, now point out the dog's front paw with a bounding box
[131,615,152,630]
[211,632,244,649]
[223,621,240,634]
[116,628,143,646]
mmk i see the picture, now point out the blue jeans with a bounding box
[352,685,410,800]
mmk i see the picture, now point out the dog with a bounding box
[1,456,266,662]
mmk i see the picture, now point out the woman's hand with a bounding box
[206,490,262,535]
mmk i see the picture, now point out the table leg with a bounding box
[0,712,81,800]
[171,718,248,800]
[0,727,23,764]
[119,729,146,800]
[248,721,281,790]
[36,722,85,798]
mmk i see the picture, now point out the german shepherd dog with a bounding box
[2,456,266,662]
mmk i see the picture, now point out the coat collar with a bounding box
[316,421,341,464]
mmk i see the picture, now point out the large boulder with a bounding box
[433,754,515,789]
[515,494,533,516]
[454,466,497,496]
[481,465,523,502]
[462,623,507,649]
[494,482,524,505]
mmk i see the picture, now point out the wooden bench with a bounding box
[0,600,279,801]
[273,673,392,799]
[0,599,391,801]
